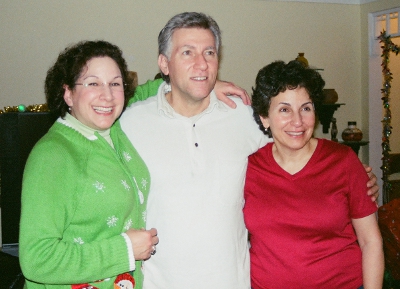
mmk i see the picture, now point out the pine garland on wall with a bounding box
[378,30,400,204]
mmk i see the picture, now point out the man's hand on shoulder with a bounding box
[363,164,379,202]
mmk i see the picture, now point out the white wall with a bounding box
[1,0,364,140]
[2,1,399,144]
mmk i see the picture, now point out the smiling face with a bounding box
[63,56,125,130]
[158,27,218,111]
[260,87,316,153]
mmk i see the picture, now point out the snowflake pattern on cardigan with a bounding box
[19,120,150,289]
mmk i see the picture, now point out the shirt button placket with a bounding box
[193,123,198,148]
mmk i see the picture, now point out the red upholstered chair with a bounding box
[379,153,400,287]
[388,153,400,202]
[378,198,400,281]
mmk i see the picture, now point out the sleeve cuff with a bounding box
[121,232,136,271]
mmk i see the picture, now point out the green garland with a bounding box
[378,31,400,204]
[0,103,49,114]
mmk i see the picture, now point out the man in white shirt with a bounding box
[121,12,269,289]
[120,12,378,289]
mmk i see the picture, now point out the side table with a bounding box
[340,140,369,156]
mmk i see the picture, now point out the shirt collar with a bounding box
[58,113,113,146]
[156,81,229,119]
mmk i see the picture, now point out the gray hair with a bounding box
[158,12,221,83]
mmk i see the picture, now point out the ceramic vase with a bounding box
[342,121,363,141]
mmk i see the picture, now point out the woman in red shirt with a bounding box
[244,60,383,289]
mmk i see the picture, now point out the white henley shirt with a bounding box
[120,82,271,289]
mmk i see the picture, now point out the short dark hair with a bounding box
[45,40,134,118]
[158,12,221,83]
[251,60,325,137]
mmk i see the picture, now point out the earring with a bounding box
[164,83,171,93]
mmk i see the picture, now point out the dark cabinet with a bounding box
[0,112,56,246]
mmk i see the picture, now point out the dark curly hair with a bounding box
[45,40,135,118]
[251,60,325,137]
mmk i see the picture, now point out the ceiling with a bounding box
[265,0,378,4]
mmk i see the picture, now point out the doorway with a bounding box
[368,7,400,206]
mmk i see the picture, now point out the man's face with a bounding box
[158,27,219,105]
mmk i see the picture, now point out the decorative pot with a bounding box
[295,53,309,67]
[342,121,363,141]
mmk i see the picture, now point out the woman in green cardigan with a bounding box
[19,40,158,289]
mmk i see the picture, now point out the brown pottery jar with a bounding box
[342,121,363,141]
[322,89,338,104]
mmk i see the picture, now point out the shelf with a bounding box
[316,103,345,133]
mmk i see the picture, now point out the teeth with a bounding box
[93,106,112,112]
[287,132,303,136]
[192,77,207,80]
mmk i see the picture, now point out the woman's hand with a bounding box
[214,80,251,108]
[126,228,159,260]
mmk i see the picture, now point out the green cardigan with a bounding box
[19,120,150,289]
